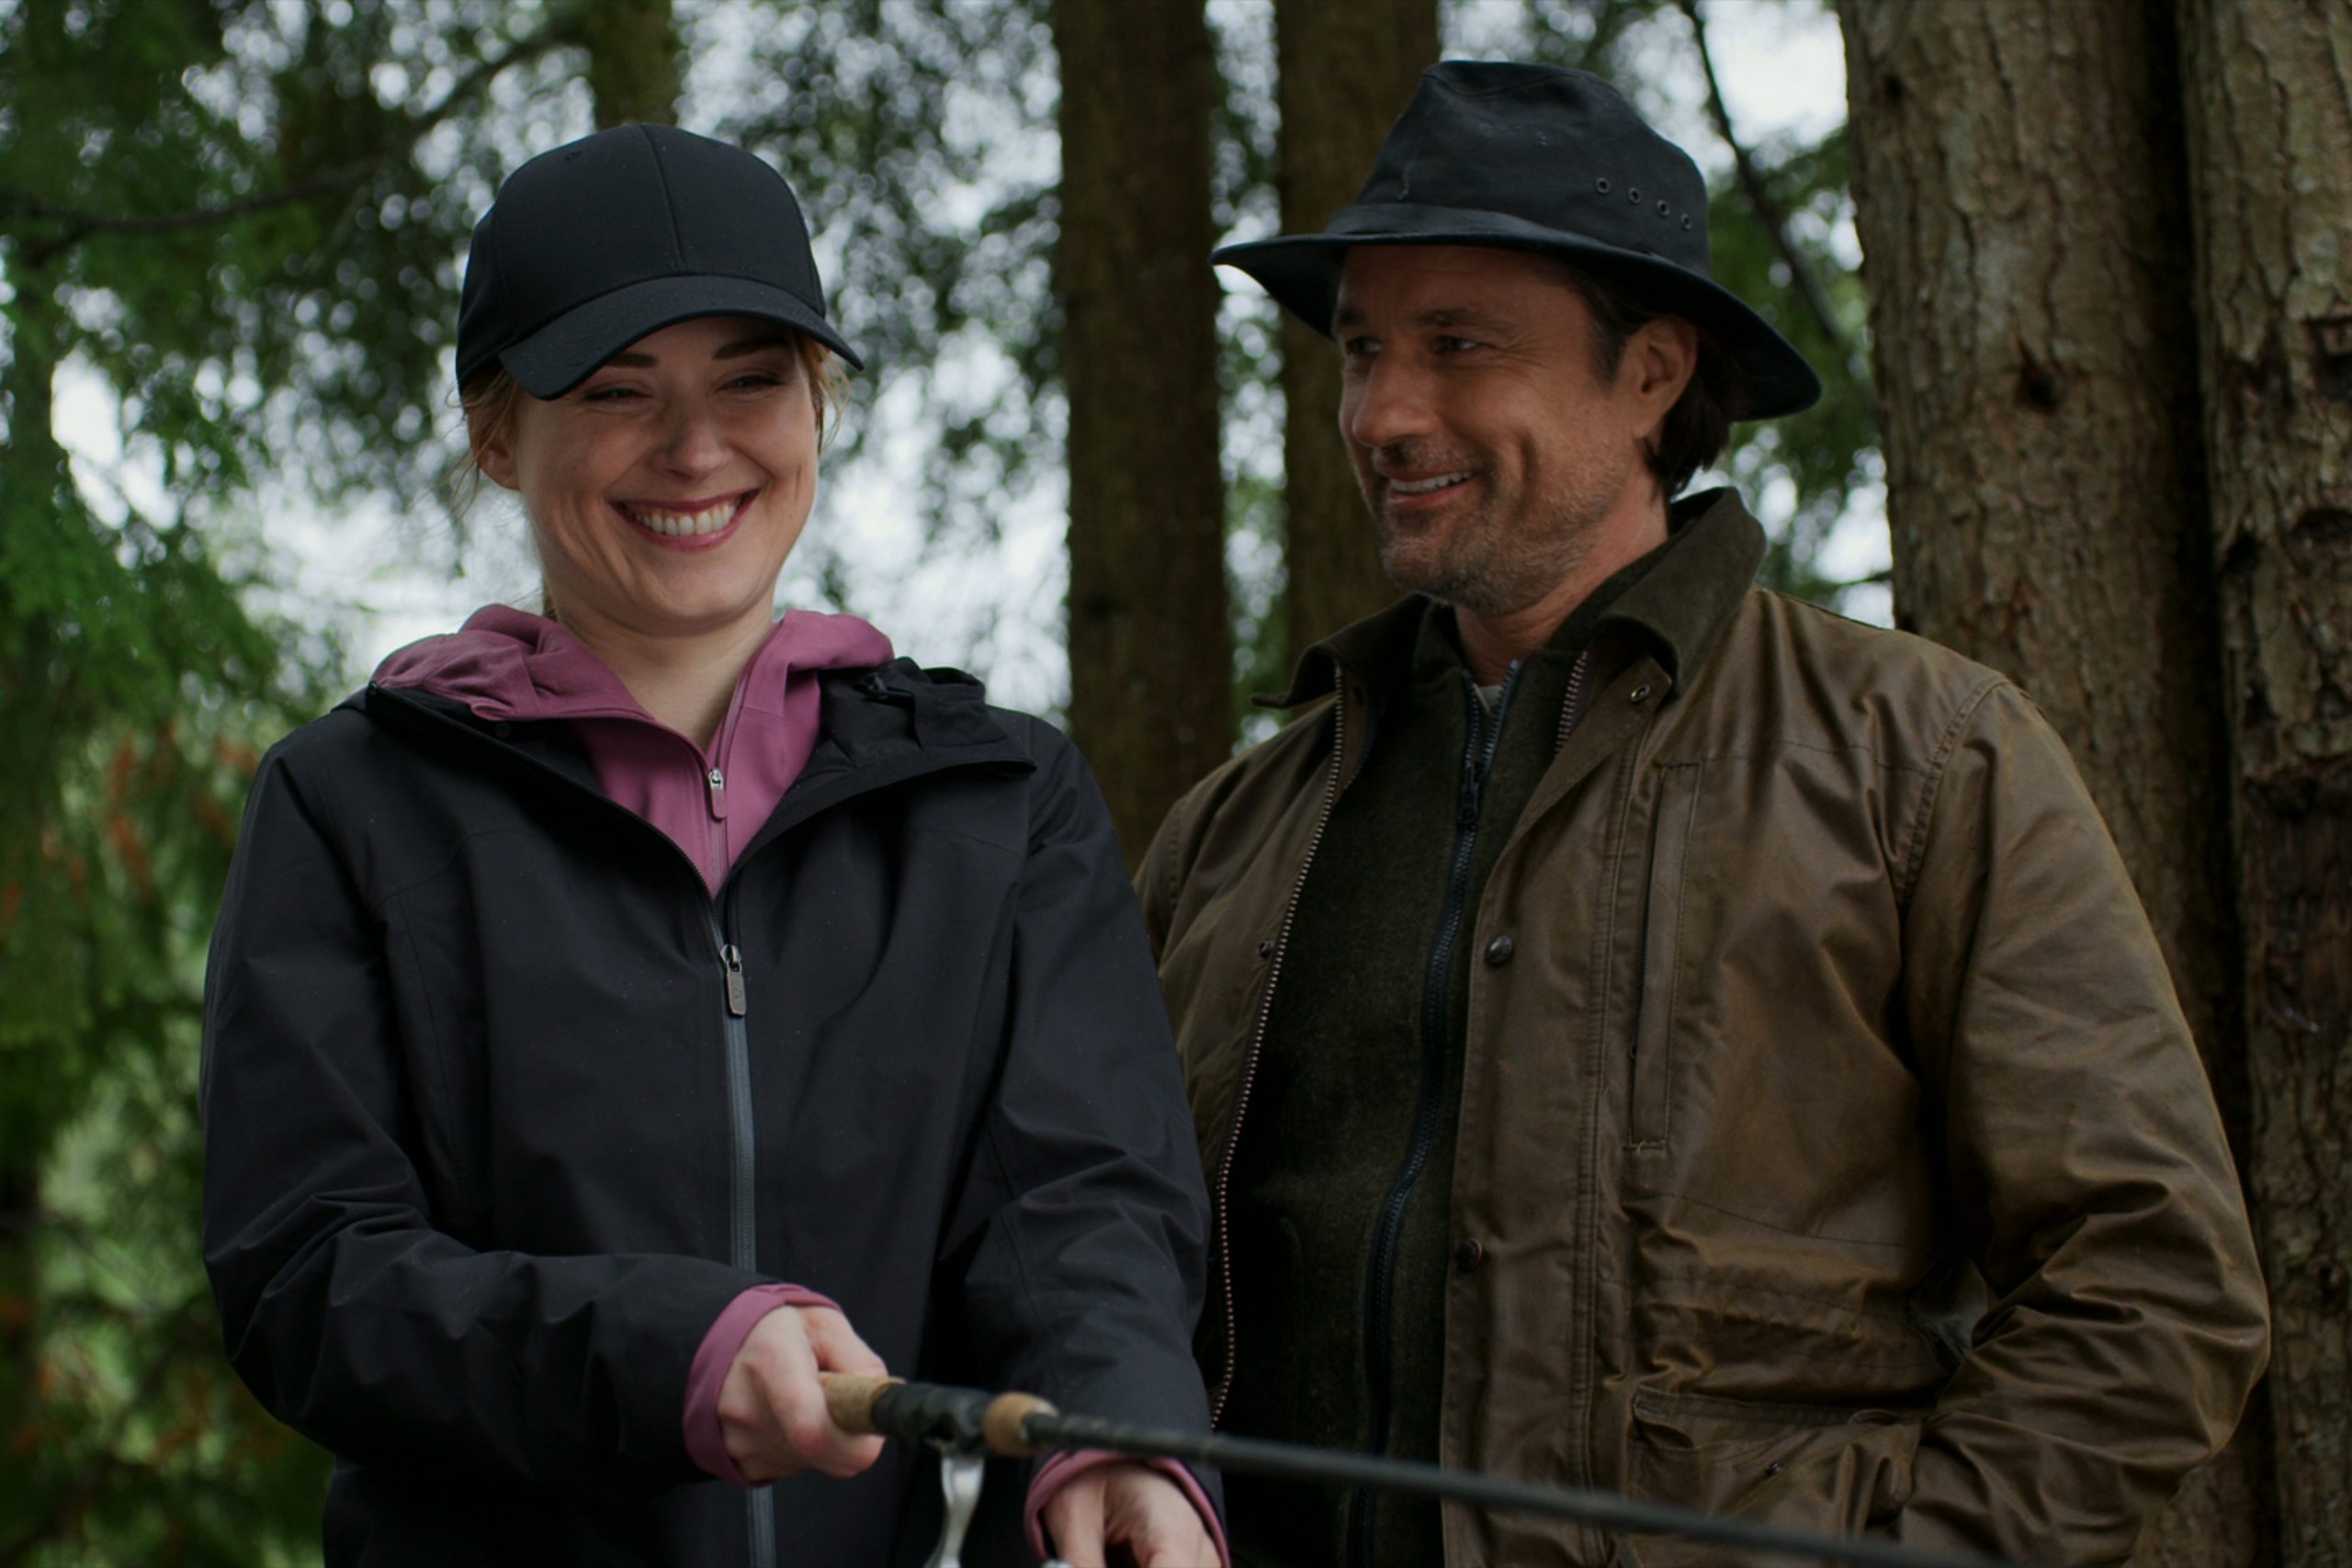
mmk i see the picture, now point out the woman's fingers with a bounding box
[801,1304,889,1378]
[1046,1464,1221,1568]
[1044,1472,1112,1568]
[794,1307,887,1474]
[718,1304,887,1483]
[1103,1465,1220,1568]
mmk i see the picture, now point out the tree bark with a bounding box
[1839,4,2258,1562]
[578,0,679,129]
[2178,5,2352,1562]
[1054,0,1229,863]
[1272,0,1436,663]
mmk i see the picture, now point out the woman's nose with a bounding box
[658,399,729,474]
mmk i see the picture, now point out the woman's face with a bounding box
[474,314,819,645]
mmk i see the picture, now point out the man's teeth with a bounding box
[1390,471,1472,496]
[627,500,737,536]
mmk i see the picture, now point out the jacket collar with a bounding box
[362,655,1030,847]
[1266,486,1768,708]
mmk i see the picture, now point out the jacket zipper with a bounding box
[1555,650,1594,753]
[1207,665,1348,1428]
[709,896,777,1568]
[1346,664,1521,1567]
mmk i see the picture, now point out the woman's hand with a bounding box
[1043,1462,1222,1567]
[716,1303,888,1482]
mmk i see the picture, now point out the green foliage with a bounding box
[11,1029,334,1567]
[0,0,549,1555]
[1699,125,1880,609]
[713,0,1059,564]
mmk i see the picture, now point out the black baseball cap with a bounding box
[455,123,863,398]
[1213,62,1818,418]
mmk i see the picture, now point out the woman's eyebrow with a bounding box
[596,333,793,371]
[715,333,795,359]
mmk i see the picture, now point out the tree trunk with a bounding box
[579,0,679,129]
[1272,0,1436,663]
[1839,4,2259,1562]
[2178,5,2352,1562]
[1054,0,1229,864]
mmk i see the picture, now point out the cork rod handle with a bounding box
[818,1372,903,1437]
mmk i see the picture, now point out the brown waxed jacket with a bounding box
[1137,492,2269,1567]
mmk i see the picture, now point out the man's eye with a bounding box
[1340,336,1380,358]
[1437,335,1483,354]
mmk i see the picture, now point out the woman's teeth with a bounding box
[626,499,738,536]
[1390,472,1472,496]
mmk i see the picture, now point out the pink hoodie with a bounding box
[371,605,1227,1561]
[375,604,893,895]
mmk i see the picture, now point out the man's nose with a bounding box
[1344,355,1435,450]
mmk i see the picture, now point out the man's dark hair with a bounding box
[1544,255,1743,499]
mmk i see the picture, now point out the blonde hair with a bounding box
[445,333,849,522]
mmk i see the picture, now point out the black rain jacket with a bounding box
[200,660,1216,1567]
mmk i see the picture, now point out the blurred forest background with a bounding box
[1,0,2346,1565]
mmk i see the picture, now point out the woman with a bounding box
[201,123,1224,1568]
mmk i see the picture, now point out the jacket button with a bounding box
[1630,682,1654,705]
[1484,934,1514,966]
[1454,1237,1486,1272]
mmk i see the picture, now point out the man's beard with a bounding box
[1372,452,1611,618]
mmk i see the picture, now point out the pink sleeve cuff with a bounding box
[1024,1448,1229,1565]
[682,1283,841,1487]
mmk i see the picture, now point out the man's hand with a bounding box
[717,1303,888,1483]
[1043,1461,1221,1567]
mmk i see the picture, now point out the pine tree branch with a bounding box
[0,20,571,248]
[1673,0,1856,367]
[0,160,388,239]
[0,1297,211,1568]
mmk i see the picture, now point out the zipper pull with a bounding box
[720,942,747,1017]
[706,766,728,821]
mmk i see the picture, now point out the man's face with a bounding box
[1334,244,1673,617]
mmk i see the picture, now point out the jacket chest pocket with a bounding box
[1629,762,1702,1148]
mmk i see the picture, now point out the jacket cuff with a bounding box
[681,1283,842,1486]
[1025,1449,1229,1566]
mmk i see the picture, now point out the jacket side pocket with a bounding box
[1623,1388,1921,1563]
[1630,763,1701,1148]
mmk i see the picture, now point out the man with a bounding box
[1138,62,2267,1568]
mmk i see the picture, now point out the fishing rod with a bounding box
[819,1372,2037,1568]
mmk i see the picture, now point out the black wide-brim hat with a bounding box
[1214,62,1820,419]
[457,123,862,399]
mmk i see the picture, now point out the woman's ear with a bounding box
[468,403,521,491]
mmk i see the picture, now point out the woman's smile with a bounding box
[617,489,761,548]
